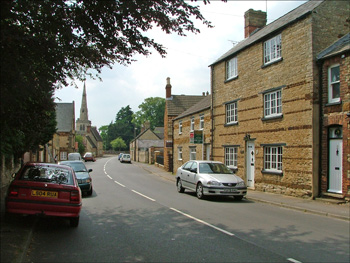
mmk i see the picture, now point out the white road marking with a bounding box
[170,207,235,236]
[106,175,112,180]
[131,190,156,202]
[114,181,125,187]
[287,258,302,263]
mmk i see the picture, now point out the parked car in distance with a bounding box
[120,154,131,163]
[68,152,82,161]
[59,160,93,196]
[83,152,95,162]
[118,153,124,160]
[5,162,82,227]
[176,161,247,200]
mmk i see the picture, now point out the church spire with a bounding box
[79,82,89,121]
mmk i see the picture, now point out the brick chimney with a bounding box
[244,9,267,38]
[165,77,172,99]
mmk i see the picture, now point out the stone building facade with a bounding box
[163,78,207,172]
[317,33,350,199]
[209,1,349,198]
[173,94,212,173]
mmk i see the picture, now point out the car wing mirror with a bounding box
[88,169,93,173]
[191,168,197,173]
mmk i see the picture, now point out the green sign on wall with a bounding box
[190,130,203,144]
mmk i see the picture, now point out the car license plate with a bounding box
[223,189,238,193]
[31,190,58,198]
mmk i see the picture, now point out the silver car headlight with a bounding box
[207,180,221,186]
[236,181,246,187]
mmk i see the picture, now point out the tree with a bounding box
[110,137,127,152]
[115,106,135,149]
[1,0,215,157]
[75,135,85,155]
[133,97,165,130]
[98,125,109,150]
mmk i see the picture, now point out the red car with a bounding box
[83,152,95,162]
[5,163,82,227]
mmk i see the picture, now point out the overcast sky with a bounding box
[54,0,307,130]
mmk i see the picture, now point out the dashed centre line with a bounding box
[131,190,156,202]
[114,181,125,187]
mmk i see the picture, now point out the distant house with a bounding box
[317,33,350,199]
[163,77,209,172]
[130,122,164,164]
[209,1,349,199]
[172,94,212,173]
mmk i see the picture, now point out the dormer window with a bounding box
[264,34,282,65]
[226,57,238,80]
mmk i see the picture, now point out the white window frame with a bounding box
[190,117,195,131]
[264,90,282,118]
[264,146,283,172]
[226,101,238,124]
[264,34,282,65]
[225,147,238,169]
[179,121,182,134]
[190,147,196,160]
[226,57,238,80]
[328,64,340,103]
[178,147,183,160]
[60,151,67,161]
[200,115,204,130]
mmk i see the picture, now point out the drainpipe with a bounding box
[210,65,214,161]
[317,58,324,199]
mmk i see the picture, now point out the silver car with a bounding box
[176,161,247,200]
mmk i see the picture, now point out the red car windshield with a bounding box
[19,166,74,185]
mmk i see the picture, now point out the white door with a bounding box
[246,141,255,188]
[328,139,342,193]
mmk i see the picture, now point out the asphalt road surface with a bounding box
[22,156,349,262]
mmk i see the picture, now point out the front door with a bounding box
[329,139,342,193]
[246,141,255,188]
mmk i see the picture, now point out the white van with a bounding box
[68,153,82,161]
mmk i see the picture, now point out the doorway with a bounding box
[246,141,255,188]
[328,126,343,193]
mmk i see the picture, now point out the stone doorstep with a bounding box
[317,192,349,204]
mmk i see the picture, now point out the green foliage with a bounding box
[1,0,214,156]
[110,137,127,151]
[75,135,85,155]
[133,97,165,130]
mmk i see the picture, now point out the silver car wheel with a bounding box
[196,183,204,199]
[177,179,185,193]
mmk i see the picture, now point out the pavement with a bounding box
[1,161,349,263]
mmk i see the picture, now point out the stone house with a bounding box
[25,102,76,163]
[317,33,350,199]
[209,1,349,198]
[130,123,164,163]
[172,94,212,173]
[163,77,208,172]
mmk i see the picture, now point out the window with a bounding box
[226,57,238,80]
[200,115,204,130]
[60,151,67,161]
[328,65,340,103]
[190,117,195,131]
[179,121,182,134]
[190,147,196,160]
[178,147,183,160]
[225,147,237,168]
[264,90,282,118]
[226,101,238,124]
[264,146,283,172]
[264,34,282,64]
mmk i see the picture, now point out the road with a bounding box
[22,156,349,262]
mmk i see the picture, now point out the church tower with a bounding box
[76,82,91,135]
